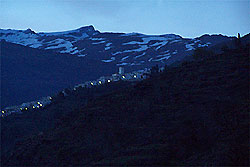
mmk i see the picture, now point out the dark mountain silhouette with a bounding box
[1,41,249,166]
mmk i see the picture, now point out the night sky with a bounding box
[1,0,249,38]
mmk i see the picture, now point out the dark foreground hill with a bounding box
[1,44,249,166]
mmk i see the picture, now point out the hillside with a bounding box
[0,27,237,108]
[1,80,132,156]
[1,43,249,166]
[0,40,117,107]
[0,26,238,109]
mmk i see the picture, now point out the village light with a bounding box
[107,79,111,83]
[20,108,23,110]
[40,104,43,107]
[99,81,102,84]
[122,76,125,79]
[25,108,28,110]
[2,110,4,114]
[37,102,40,104]
[49,97,52,100]
[33,106,35,109]
[37,106,39,108]
[134,75,137,78]
[90,82,94,85]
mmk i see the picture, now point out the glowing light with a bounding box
[37,102,40,104]
[90,82,94,85]
[33,106,35,109]
[20,108,23,110]
[39,104,43,107]
[107,80,111,83]
[49,97,52,100]
[134,75,137,78]
[2,110,4,114]
[37,106,39,108]
[99,81,102,84]
[122,76,125,79]
[25,108,28,110]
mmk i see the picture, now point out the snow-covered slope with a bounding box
[0,25,98,53]
[0,26,234,67]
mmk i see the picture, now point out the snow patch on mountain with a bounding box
[120,33,144,37]
[78,54,87,57]
[131,45,148,52]
[117,62,128,66]
[142,37,168,43]
[71,50,79,54]
[45,40,78,54]
[102,57,116,63]
[155,41,168,50]
[111,44,148,55]
[106,43,112,46]
[90,37,105,40]
[29,43,43,48]
[122,41,141,45]
[104,42,112,50]
[121,56,129,61]
[193,39,201,43]
[122,36,170,46]
[112,51,123,56]
[39,26,94,39]
[135,52,146,59]
[102,59,114,62]
[153,55,171,61]
[61,47,77,54]
[92,40,105,44]
[0,29,42,48]
[198,42,211,47]
[157,53,170,57]
[105,46,111,50]
[172,50,178,54]
[185,43,195,51]
[169,39,182,44]
[150,42,161,47]
[47,38,65,45]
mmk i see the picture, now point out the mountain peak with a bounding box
[77,25,95,32]
[24,28,36,34]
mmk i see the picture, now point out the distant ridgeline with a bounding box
[0,26,235,66]
[1,66,160,117]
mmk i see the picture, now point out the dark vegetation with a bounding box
[1,81,132,155]
[1,40,249,166]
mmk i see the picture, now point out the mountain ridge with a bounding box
[0,25,235,67]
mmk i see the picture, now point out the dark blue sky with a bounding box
[1,0,249,38]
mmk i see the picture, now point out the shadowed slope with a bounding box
[1,45,249,166]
